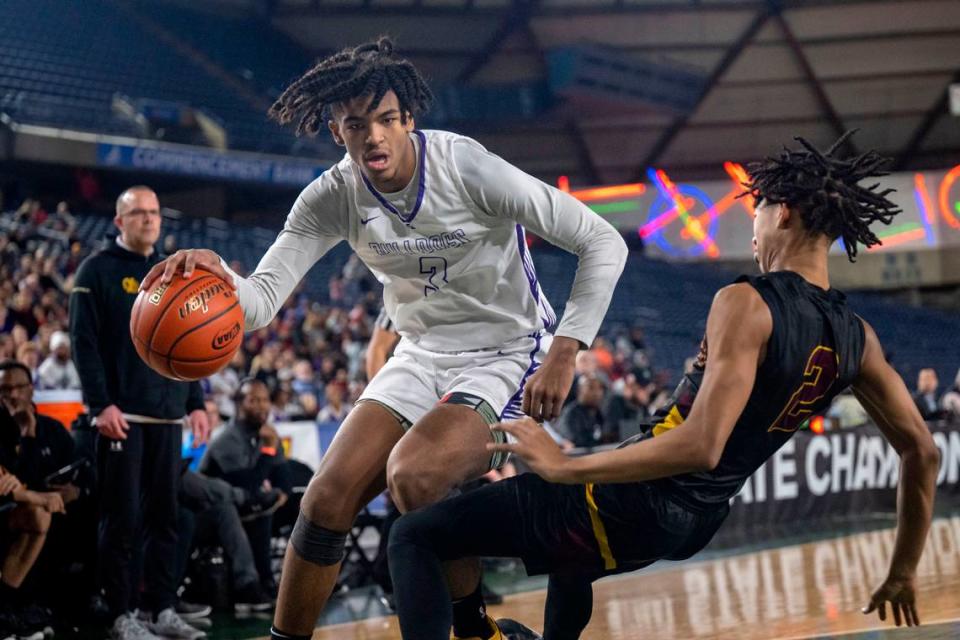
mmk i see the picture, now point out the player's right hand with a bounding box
[863,574,920,627]
[140,249,234,292]
[96,405,130,441]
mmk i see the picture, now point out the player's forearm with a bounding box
[887,444,939,580]
[223,232,336,331]
[563,429,713,484]
[553,218,628,346]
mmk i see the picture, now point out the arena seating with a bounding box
[131,1,311,98]
[0,0,321,155]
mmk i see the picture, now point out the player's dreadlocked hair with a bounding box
[268,37,433,137]
[742,130,902,262]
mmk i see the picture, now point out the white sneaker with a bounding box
[142,609,206,640]
[112,613,161,640]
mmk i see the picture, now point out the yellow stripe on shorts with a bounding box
[584,483,617,571]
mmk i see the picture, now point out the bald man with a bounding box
[69,186,210,640]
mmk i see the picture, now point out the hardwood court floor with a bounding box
[302,514,960,640]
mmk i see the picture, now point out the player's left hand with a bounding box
[489,417,573,483]
[188,409,211,447]
[862,574,920,627]
[522,336,579,421]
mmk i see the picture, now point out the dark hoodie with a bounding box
[69,239,203,420]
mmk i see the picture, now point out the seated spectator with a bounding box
[206,350,245,420]
[199,380,287,592]
[912,368,944,420]
[942,368,960,420]
[827,389,870,429]
[50,201,76,236]
[557,374,610,448]
[15,342,40,383]
[0,405,64,638]
[0,360,80,504]
[177,471,273,613]
[37,331,81,391]
[604,373,651,441]
[317,381,350,424]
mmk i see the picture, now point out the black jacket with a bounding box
[14,413,77,491]
[69,240,204,419]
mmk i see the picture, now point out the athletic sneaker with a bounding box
[142,609,206,640]
[111,613,160,640]
[173,602,211,620]
[233,583,273,613]
[496,619,543,640]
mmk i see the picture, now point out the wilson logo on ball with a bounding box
[148,283,170,305]
[211,322,241,350]
[178,282,227,319]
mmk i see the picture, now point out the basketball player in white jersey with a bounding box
[142,38,628,640]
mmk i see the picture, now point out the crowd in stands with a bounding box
[1,204,959,638]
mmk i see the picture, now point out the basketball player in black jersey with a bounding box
[386,132,940,640]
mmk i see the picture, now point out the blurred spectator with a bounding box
[176,471,273,613]
[912,368,944,420]
[200,380,287,592]
[10,292,39,337]
[15,342,40,383]
[37,331,81,390]
[0,335,13,360]
[270,385,304,422]
[0,360,79,501]
[942,368,960,420]
[317,381,350,424]
[557,375,610,448]
[206,350,245,420]
[0,396,64,637]
[250,342,280,392]
[826,389,870,429]
[604,373,651,441]
[50,201,76,236]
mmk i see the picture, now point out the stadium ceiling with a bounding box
[236,0,960,185]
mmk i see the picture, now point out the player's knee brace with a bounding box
[290,511,347,566]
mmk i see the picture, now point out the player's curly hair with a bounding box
[268,36,433,137]
[742,130,902,262]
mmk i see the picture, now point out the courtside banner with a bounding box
[718,420,959,539]
[96,141,325,186]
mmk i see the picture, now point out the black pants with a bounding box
[97,422,180,616]
[177,471,260,591]
[388,473,727,640]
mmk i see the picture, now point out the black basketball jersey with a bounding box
[624,270,866,508]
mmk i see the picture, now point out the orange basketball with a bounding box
[130,269,244,381]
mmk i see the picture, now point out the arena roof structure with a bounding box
[248,0,960,184]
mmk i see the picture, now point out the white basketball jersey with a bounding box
[230,129,627,356]
[338,130,555,351]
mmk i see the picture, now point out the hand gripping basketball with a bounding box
[140,249,235,293]
[131,264,244,381]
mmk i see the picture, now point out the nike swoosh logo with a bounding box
[360,216,380,225]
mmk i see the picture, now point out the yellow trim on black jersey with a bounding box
[652,404,685,437]
[585,483,617,571]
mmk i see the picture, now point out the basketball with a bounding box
[130,269,244,381]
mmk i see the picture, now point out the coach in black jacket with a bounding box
[69,186,210,640]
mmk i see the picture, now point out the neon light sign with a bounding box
[562,162,960,259]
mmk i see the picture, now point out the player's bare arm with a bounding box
[854,319,939,628]
[492,283,772,483]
